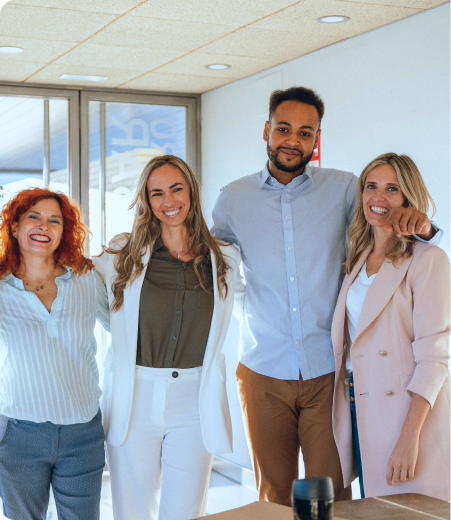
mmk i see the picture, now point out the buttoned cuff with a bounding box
[414,220,443,245]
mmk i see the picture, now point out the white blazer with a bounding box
[93,236,243,455]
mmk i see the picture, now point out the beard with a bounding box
[266,142,313,173]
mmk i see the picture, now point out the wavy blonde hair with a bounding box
[103,155,230,311]
[344,153,435,274]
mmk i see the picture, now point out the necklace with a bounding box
[167,247,189,260]
[19,272,54,292]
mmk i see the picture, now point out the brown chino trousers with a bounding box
[236,362,352,506]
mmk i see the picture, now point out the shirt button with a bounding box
[181,263,186,267]
[349,382,354,388]
[172,371,179,378]
[166,361,171,366]
[284,188,288,192]
[295,341,300,345]
[285,216,289,220]
[385,390,394,397]
[179,286,184,290]
[350,396,355,402]
[288,247,292,251]
[290,277,294,281]
[379,350,388,357]
[172,335,177,340]
[293,308,297,312]
[177,310,181,315]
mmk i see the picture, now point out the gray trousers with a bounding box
[0,410,105,520]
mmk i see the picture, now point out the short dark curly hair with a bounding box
[269,86,325,124]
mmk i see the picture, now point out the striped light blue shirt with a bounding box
[0,268,109,424]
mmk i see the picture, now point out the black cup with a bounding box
[292,477,334,520]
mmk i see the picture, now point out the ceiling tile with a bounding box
[0,36,76,62]
[199,26,340,59]
[0,59,47,81]
[0,3,117,42]
[201,0,420,58]
[53,43,185,72]
[250,0,420,30]
[121,71,232,93]
[7,0,145,14]
[87,15,240,52]
[155,52,284,79]
[335,0,445,7]
[24,63,144,87]
[129,0,304,26]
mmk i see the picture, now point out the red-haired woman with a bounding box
[0,188,109,520]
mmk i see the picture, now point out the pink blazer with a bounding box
[331,242,450,500]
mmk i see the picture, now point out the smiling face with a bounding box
[362,164,407,228]
[146,163,191,230]
[264,100,321,175]
[12,198,64,260]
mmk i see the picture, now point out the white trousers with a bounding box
[107,366,214,520]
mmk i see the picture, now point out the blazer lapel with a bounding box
[124,246,151,364]
[332,246,371,359]
[353,252,414,343]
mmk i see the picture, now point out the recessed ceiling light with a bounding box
[60,74,108,82]
[0,46,23,53]
[317,15,350,23]
[205,64,231,70]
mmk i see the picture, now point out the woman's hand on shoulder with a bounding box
[386,431,420,486]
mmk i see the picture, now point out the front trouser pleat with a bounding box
[107,367,213,520]
[236,363,351,506]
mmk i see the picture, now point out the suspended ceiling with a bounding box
[0,0,447,94]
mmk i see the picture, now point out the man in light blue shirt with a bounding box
[211,87,439,505]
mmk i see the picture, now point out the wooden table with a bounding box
[201,493,450,519]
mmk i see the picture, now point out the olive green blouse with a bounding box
[136,238,214,369]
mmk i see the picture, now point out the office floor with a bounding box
[39,470,259,519]
[1,471,360,518]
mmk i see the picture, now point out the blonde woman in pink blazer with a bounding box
[331,152,450,501]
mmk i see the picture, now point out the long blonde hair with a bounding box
[344,153,435,274]
[103,155,230,311]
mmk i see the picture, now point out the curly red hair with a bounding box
[0,188,89,277]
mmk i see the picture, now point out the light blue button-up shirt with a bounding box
[0,269,109,424]
[212,163,441,381]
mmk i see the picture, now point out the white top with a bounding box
[0,269,109,424]
[345,262,377,373]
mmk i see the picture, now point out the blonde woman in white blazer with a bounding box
[93,155,243,520]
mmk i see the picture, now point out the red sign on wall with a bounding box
[309,135,321,167]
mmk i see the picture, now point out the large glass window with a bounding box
[0,95,70,203]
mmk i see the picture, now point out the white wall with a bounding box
[201,4,450,470]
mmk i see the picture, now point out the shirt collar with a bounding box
[153,237,166,251]
[3,266,73,287]
[259,161,314,188]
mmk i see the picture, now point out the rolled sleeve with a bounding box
[406,246,450,407]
